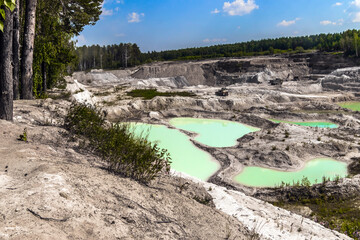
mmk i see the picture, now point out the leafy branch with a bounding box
[0,0,16,32]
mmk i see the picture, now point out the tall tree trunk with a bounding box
[354,33,359,57]
[0,7,14,121]
[20,0,37,99]
[13,0,21,100]
[41,61,47,95]
[124,45,128,68]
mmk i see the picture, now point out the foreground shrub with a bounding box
[64,103,171,183]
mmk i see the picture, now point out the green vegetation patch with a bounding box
[64,103,171,183]
[274,196,360,239]
[292,109,350,115]
[127,89,196,100]
[338,102,360,112]
[47,91,71,100]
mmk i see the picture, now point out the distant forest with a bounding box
[75,29,360,71]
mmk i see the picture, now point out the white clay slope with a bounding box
[172,171,350,240]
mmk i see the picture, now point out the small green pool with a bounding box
[234,158,348,188]
[169,118,260,147]
[131,123,220,181]
[338,102,360,112]
[270,119,338,128]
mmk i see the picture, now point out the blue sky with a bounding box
[75,0,360,52]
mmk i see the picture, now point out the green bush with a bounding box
[64,103,171,183]
[301,176,311,187]
[19,128,28,142]
[127,89,196,100]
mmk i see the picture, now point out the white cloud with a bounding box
[320,19,344,25]
[348,1,360,22]
[76,35,86,46]
[203,38,227,43]
[223,0,259,16]
[101,8,114,16]
[115,33,125,37]
[100,1,114,16]
[320,20,335,25]
[211,8,220,14]
[353,12,360,22]
[352,0,360,7]
[116,0,124,3]
[277,18,300,27]
[333,2,342,6]
[128,12,145,23]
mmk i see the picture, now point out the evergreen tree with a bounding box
[354,32,359,57]
[12,0,20,100]
[0,0,103,120]
[20,0,37,99]
[0,1,16,121]
[0,9,13,120]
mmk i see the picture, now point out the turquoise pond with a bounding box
[234,158,348,188]
[270,119,338,128]
[169,118,260,148]
[131,123,220,181]
[129,118,347,187]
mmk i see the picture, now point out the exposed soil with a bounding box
[0,100,252,239]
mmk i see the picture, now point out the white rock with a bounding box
[149,111,160,119]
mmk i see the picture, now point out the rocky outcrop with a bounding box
[321,67,360,92]
[130,53,360,87]
[73,52,360,91]
[211,57,309,85]
[307,53,359,74]
[131,61,212,86]
[131,56,310,86]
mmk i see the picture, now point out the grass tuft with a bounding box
[274,196,360,239]
[127,89,195,100]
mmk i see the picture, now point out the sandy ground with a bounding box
[0,98,351,240]
[0,100,252,240]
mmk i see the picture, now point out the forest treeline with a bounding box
[0,0,103,120]
[76,29,360,71]
[76,43,142,70]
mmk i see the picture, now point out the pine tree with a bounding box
[354,32,359,57]
[12,0,20,100]
[20,0,37,99]
[0,4,14,120]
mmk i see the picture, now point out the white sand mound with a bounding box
[172,171,350,240]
